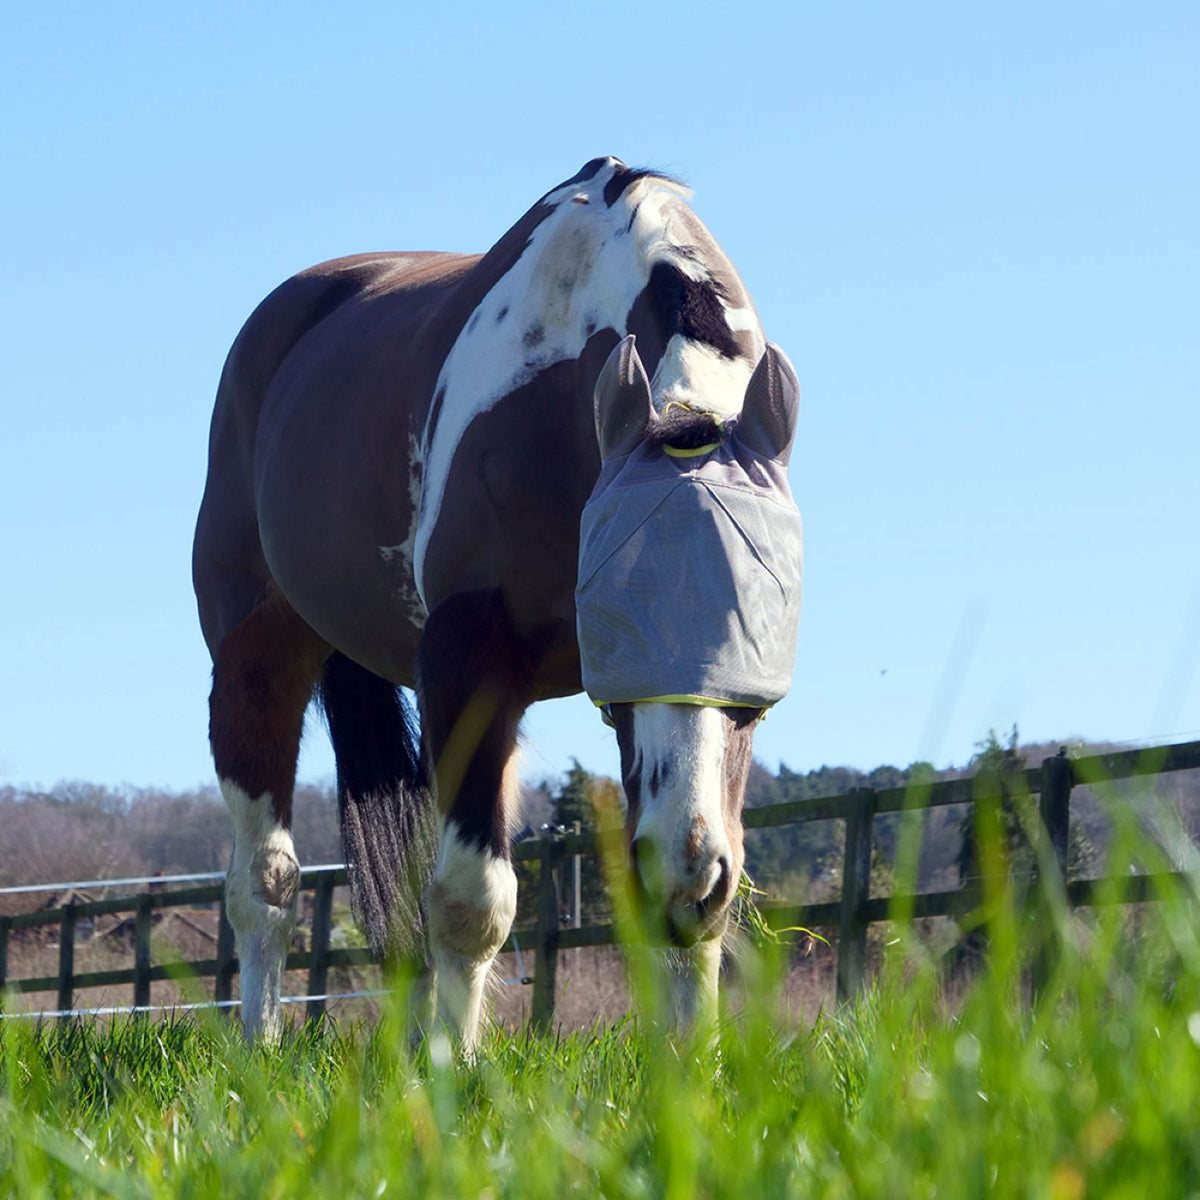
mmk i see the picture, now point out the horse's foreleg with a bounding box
[426,786,520,1049]
[418,591,531,1054]
[208,587,329,1041]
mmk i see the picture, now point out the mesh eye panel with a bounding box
[576,441,803,708]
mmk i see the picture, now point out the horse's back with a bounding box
[193,251,473,657]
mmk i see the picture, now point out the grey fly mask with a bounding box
[576,337,803,711]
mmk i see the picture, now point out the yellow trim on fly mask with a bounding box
[660,400,722,458]
[595,696,770,728]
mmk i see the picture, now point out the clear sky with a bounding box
[1,2,1197,794]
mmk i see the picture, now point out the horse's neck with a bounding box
[495,198,761,418]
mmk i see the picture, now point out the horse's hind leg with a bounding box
[208,586,330,1039]
[418,590,533,1053]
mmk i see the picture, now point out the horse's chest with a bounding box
[415,358,600,622]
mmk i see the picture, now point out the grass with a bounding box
[3,893,1200,1198]
[3,781,1200,1197]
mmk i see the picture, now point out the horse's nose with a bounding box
[690,852,733,916]
[631,835,733,912]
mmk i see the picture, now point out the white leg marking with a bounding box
[374,432,429,631]
[221,779,299,1042]
[427,819,518,1052]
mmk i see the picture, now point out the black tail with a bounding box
[317,653,438,960]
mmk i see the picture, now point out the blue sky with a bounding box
[1,2,1197,792]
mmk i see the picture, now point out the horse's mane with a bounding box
[601,164,691,207]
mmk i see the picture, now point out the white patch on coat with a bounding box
[220,779,300,1042]
[630,704,732,908]
[412,160,764,605]
[427,818,518,1050]
[376,433,428,630]
[650,334,756,415]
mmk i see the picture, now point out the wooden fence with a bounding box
[1,739,1198,1025]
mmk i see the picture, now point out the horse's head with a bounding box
[577,336,803,944]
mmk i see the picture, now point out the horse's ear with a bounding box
[594,335,654,460]
[738,344,800,464]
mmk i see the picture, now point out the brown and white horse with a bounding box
[193,157,801,1047]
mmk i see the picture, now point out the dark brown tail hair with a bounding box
[316,653,438,962]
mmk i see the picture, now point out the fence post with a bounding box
[133,892,153,1010]
[0,915,9,1004]
[1032,749,1073,997]
[837,787,876,1004]
[307,873,335,1025]
[531,833,564,1033]
[57,902,77,1016]
[215,897,236,1010]
[573,820,582,929]
[1038,749,1072,880]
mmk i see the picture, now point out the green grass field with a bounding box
[3,862,1200,1200]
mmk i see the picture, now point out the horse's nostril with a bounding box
[631,836,660,897]
[697,854,733,917]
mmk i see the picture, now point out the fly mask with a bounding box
[576,336,803,713]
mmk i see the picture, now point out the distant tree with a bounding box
[955,727,1097,888]
[549,760,615,924]
[289,783,341,864]
[552,759,594,831]
[956,726,1031,888]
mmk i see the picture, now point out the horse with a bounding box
[193,156,803,1048]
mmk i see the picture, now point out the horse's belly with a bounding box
[255,381,427,687]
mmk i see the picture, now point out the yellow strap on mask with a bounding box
[660,401,722,458]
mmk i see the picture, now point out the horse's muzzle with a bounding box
[632,836,734,946]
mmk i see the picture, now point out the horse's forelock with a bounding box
[646,405,734,452]
[602,165,692,208]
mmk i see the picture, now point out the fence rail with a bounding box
[1,739,1197,1024]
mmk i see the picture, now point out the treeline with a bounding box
[0,782,339,910]
[527,731,1200,916]
[750,732,1199,898]
[2,732,1197,920]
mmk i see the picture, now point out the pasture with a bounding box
[3,856,1199,1197]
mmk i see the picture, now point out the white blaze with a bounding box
[630,704,733,908]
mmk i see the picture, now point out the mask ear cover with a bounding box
[593,335,654,460]
[737,344,800,464]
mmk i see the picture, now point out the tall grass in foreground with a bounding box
[2,828,1200,1195]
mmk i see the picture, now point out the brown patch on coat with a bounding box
[209,585,331,824]
[683,815,707,870]
[720,708,761,872]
